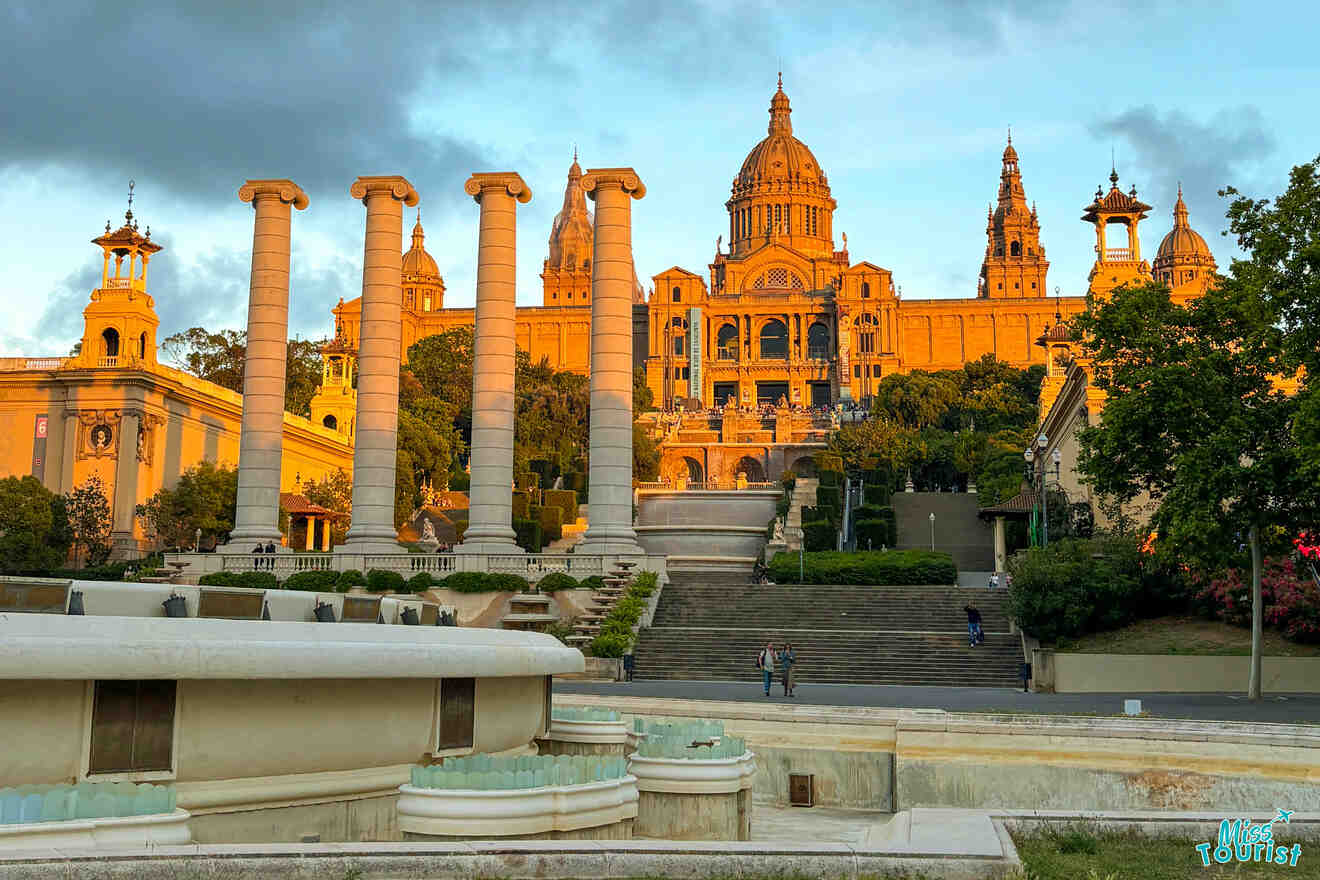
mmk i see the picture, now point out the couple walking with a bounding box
[756,642,796,697]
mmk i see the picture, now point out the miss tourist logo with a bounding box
[1195,809,1302,867]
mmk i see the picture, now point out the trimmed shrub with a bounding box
[512,491,530,520]
[406,572,435,594]
[449,472,470,492]
[589,632,630,658]
[336,569,367,592]
[855,517,897,550]
[282,570,339,592]
[366,569,406,594]
[775,495,791,519]
[767,550,956,586]
[817,469,840,488]
[198,570,278,590]
[1199,556,1320,644]
[543,489,579,524]
[865,485,894,506]
[578,575,605,593]
[513,518,542,553]
[451,519,468,542]
[801,505,834,526]
[516,472,539,491]
[47,561,135,582]
[437,572,531,593]
[536,572,579,593]
[803,520,836,552]
[537,505,563,542]
[815,485,841,515]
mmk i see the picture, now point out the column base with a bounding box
[454,539,524,556]
[337,540,407,556]
[577,528,643,558]
[225,528,284,552]
[109,532,143,560]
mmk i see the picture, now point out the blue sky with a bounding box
[1,0,1315,356]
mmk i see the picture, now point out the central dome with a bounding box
[1155,188,1212,262]
[735,79,828,191]
[402,216,439,277]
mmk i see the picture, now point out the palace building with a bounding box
[307,78,1215,483]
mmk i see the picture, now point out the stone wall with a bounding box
[1034,649,1320,694]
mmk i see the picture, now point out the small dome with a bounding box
[735,79,828,191]
[402,214,439,277]
[1155,188,1213,263]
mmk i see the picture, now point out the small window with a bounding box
[853,365,861,378]
[861,282,871,299]
[1010,241,1021,257]
[552,292,557,300]
[1014,282,1019,289]
[89,680,176,774]
[438,677,475,750]
[1031,282,1036,289]
[323,414,337,430]
[672,286,681,303]
[567,292,572,300]
[872,365,881,377]
[997,283,1003,289]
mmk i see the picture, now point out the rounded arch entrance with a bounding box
[733,455,765,483]
[788,454,818,478]
[682,456,704,483]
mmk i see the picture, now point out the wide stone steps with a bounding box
[632,577,1020,687]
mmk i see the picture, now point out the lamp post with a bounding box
[1023,433,1050,547]
[929,512,936,551]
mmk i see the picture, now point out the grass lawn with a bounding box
[1054,615,1320,657]
[1014,826,1316,879]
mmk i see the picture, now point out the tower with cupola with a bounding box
[541,153,594,306]
[78,182,162,368]
[1082,168,1152,297]
[979,133,1049,298]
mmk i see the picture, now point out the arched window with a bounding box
[807,323,830,360]
[861,282,871,299]
[717,324,738,360]
[323,414,338,430]
[750,268,805,290]
[423,293,432,310]
[759,319,788,360]
[101,328,120,360]
[857,313,878,354]
[138,332,147,358]
[672,285,681,303]
[330,357,343,380]
[1010,241,1021,256]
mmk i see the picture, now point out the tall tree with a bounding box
[162,327,326,416]
[136,461,238,549]
[871,372,960,430]
[64,476,112,568]
[0,476,72,573]
[1074,276,1307,701]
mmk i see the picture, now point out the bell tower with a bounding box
[541,151,594,306]
[79,181,161,368]
[979,133,1049,298]
[309,309,357,440]
[1082,167,1152,297]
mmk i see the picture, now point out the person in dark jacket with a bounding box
[964,602,983,647]
[756,643,776,696]
[778,643,796,697]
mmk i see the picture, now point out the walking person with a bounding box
[778,642,796,697]
[964,601,983,647]
[756,642,776,697]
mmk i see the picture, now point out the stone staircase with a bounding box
[630,574,1021,687]
[785,478,818,551]
[565,560,637,651]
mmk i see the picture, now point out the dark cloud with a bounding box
[1089,105,1276,233]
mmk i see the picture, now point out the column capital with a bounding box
[581,168,646,201]
[238,179,309,210]
[464,172,532,204]
[350,175,419,207]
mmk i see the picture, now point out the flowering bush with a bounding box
[1197,555,1320,644]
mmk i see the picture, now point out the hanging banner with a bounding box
[31,414,48,482]
[688,307,702,400]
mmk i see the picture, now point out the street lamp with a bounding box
[1023,434,1051,547]
[929,512,936,551]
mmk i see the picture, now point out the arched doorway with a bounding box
[682,456,704,483]
[716,323,738,361]
[323,414,338,430]
[807,322,830,360]
[101,328,120,361]
[734,455,765,483]
[789,455,818,478]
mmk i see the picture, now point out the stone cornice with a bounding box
[463,172,532,204]
[350,175,419,207]
[580,168,646,201]
[238,179,309,210]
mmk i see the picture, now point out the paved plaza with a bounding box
[558,678,1320,724]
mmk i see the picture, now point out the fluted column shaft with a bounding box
[342,176,419,554]
[456,173,532,555]
[230,179,308,547]
[578,168,646,556]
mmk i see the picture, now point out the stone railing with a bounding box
[637,481,777,492]
[97,356,118,368]
[1104,247,1133,261]
[167,550,663,583]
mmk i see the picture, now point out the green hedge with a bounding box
[768,550,957,585]
[815,485,841,515]
[818,469,841,488]
[512,491,530,520]
[46,561,136,582]
[337,569,366,591]
[451,519,468,542]
[514,518,542,553]
[406,572,435,594]
[855,506,896,548]
[578,575,605,593]
[198,571,279,590]
[437,572,531,593]
[366,569,405,594]
[814,452,843,474]
[536,505,563,542]
[282,570,339,592]
[449,472,470,492]
[516,472,539,491]
[803,520,836,552]
[543,489,579,525]
[588,571,658,657]
[536,572,579,593]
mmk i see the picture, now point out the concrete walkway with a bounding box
[557,678,1320,724]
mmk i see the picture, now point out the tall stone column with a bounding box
[229,180,309,547]
[109,408,141,556]
[578,168,646,556]
[341,176,419,555]
[456,173,532,555]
